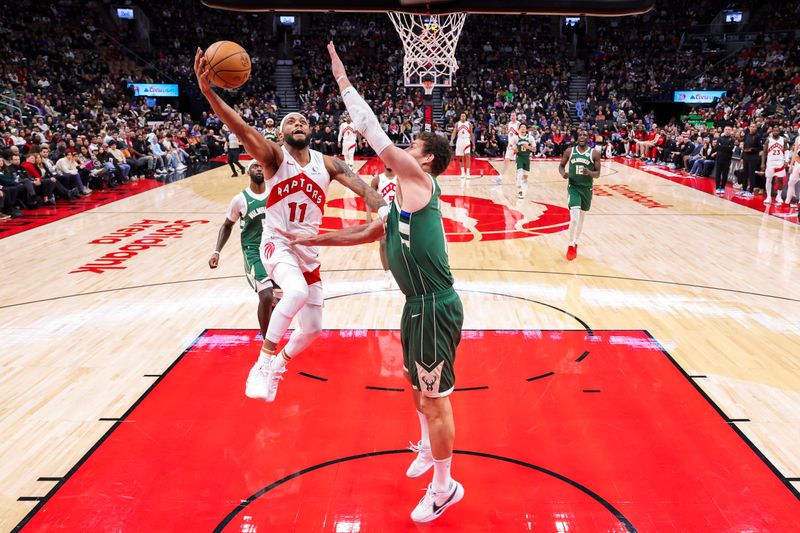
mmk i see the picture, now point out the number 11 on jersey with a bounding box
[288,202,307,223]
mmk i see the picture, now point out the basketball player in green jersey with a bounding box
[209,160,277,337]
[559,128,601,261]
[280,42,464,523]
[515,123,534,199]
[261,118,279,143]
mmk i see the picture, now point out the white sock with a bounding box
[575,210,586,243]
[417,410,430,449]
[258,347,275,365]
[568,207,581,245]
[521,177,528,195]
[432,456,453,492]
[270,350,289,370]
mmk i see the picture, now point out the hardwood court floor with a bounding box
[1,158,798,531]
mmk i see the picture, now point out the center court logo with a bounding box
[323,195,570,242]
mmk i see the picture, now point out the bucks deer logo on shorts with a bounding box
[415,361,444,394]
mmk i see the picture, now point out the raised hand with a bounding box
[327,41,347,83]
[194,48,212,95]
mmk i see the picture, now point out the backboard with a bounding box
[201,0,654,16]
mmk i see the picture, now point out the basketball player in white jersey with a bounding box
[366,164,397,287]
[450,112,474,177]
[194,48,388,402]
[762,126,788,205]
[338,114,361,170]
[501,111,521,183]
[780,128,800,208]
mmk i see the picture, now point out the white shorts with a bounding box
[766,165,787,179]
[260,240,323,305]
[342,142,356,160]
[455,138,471,157]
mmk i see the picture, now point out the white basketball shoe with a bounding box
[406,441,434,478]
[410,480,464,523]
[245,360,286,402]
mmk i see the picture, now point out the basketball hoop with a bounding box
[388,11,467,89]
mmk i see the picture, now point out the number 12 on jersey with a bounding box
[288,202,307,223]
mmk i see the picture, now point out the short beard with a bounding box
[284,134,310,149]
[251,174,265,185]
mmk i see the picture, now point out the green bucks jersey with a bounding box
[516,133,533,162]
[385,177,454,297]
[240,189,267,249]
[262,128,279,143]
[568,146,595,188]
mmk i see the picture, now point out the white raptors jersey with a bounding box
[766,136,786,167]
[507,120,521,143]
[456,121,471,141]
[339,123,358,150]
[377,173,397,204]
[263,146,331,272]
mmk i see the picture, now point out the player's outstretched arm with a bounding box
[327,42,432,213]
[194,48,281,170]
[327,157,387,215]
[209,218,234,268]
[277,219,385,247]
[558,147,571,179]
[365,175,380,221]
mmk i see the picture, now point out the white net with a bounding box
[388,12,467,89]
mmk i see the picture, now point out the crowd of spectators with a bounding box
[2,0,800,220]
[0,0,285,219]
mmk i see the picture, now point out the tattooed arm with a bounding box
[326,156,387,214]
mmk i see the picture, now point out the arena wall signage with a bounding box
[127,83,180,97]
[673,91,727,104]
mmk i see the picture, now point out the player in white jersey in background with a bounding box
[338,114,361,171]
[762,126,788,205]
[366,164,397,287]
[195,48,387,403]
[450,112,474,177]
[501,111,521,183]
[780,128,800,208]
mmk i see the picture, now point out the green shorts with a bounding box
[243,246,270,292]
[516,158,531,172]
[568,185,593,211]
[401,287,464,397]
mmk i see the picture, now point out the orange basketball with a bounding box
[204,41,251,89]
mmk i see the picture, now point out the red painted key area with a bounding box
[17,329,800,532]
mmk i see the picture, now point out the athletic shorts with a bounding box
[260,240,323,305]
[455,138,471,157]
[766,165,786,179]
[401,287,464,398]
[516,158,531,172]
[243,246,272,292]
[342,143,356,159]
[568,185,593,211]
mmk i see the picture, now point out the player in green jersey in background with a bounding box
[261,118,279,143]
[209,160,278,337]
[559,128,601,261]
[515,123,534,199]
